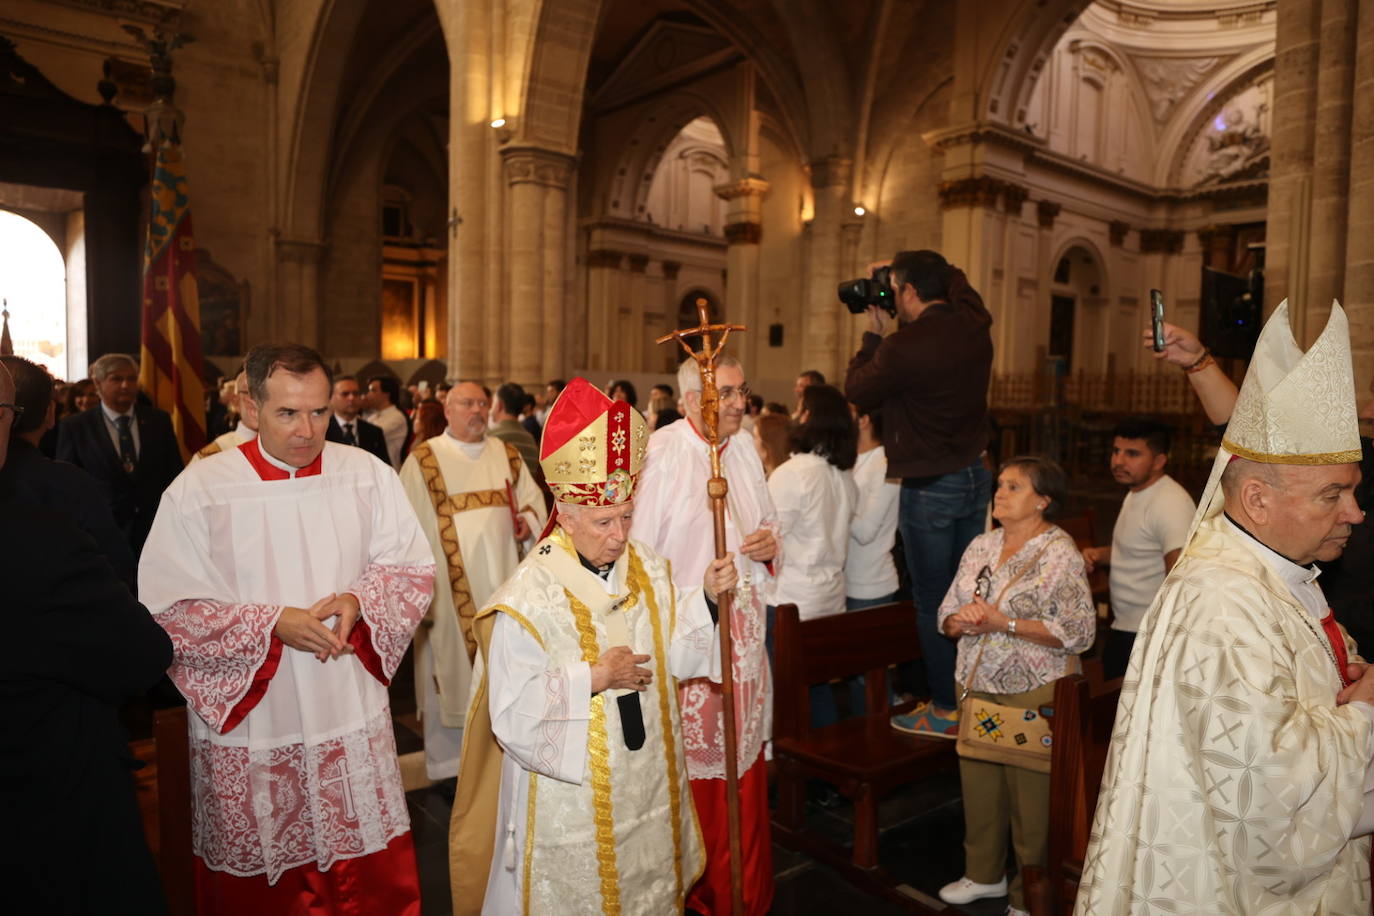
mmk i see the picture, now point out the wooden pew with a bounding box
[1022,667,1122,916]
[771,601,957,878]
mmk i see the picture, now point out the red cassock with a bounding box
[686,755,774,916]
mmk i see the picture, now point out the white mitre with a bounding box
[1187,299,1362,541]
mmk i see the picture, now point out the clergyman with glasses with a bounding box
[398,380,548,789]
[628,353,780,914]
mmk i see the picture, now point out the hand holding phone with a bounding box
[1150,289,1166,352]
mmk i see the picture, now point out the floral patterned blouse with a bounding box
[938,525,1096,696]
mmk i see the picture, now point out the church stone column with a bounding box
[585,248,625,371]
[1304,0,1358,339]
[803,157,850,381]
[540,155,575,383]
[1344,0,1374,388]
[625,253,651,371]
[1266,0,1320,335]
[715,177,769,370]
[274,236,326,348]
[502,145,576,387]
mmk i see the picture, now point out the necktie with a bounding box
[116,415,137,473]
[342,422,357,446]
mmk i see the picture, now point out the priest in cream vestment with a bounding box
[449,378,738,916]
[400,381,546,780]
[191,371,255,463]
[1077,302,1374,914]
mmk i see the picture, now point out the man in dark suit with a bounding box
[1,355,136,588]
[56,353,184,558]
[325,374,391,465]
[0,360,173,915]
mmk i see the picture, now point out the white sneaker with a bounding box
[938,876,1008,904]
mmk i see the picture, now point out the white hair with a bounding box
[676,353,743,397]
[90,353,138,382]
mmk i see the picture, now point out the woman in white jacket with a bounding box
[768,384,858,725]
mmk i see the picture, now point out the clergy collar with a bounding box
[577,551,614,581]
[1223,512,1321,587]
[685,416,732,453]
[238,437,324,480]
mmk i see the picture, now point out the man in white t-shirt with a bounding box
[1082,417,1196,679]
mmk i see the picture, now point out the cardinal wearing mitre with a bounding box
[448,377,738,915]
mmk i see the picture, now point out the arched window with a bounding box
[0,209,67,379]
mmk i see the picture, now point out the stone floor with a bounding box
[403,734,1013,916]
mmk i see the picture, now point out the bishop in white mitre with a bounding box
[1077,302,1374,914]
[448,377,737,916]
[400,380,546,781]
[139,345,435,914]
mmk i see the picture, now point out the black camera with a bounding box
[838,265,896,316]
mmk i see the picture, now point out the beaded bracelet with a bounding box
[1183,349,1213,374]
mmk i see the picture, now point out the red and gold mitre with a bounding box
[539,377,649,505]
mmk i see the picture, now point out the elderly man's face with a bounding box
[445,382,490,443]
[561,501,634,568]
[1263,463,1364,564]
[685,364,747,439]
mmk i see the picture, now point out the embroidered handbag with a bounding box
[953,539,1061,774]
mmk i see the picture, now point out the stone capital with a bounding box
[1140,228,1185,254]
[627,253,649,273]
[275,235,327,264]
[1036,200,1061,229]
[938,176,1027,213]
[724,221,762,245]
[586,248,624,269]
[713,177,771,201]
[501,145,578,189]
[808,156,853,190]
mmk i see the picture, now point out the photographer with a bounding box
[844,249,993,737]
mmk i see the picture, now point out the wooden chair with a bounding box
[1022,667,1123,916]
[771,601,957,876]
[1055,508,1108,603]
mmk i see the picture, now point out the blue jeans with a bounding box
[900,458,992,711]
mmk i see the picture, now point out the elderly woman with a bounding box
[932,456,1094,916]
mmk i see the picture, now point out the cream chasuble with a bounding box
[629,417,776,778]
[400,434,546,779]
[449,530,716,916]
[1076,515,1372,913]
[138,441,435,882]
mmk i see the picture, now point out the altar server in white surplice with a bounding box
[1077,301,1374,915]
[400,380,546,781]
[449,377,737,916]
[629,353,778,915]
[139,344,436,916]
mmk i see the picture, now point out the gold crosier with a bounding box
[656,301,747,916]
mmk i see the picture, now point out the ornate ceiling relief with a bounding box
[1176,71,1272,188]
[1134,56,1224,122]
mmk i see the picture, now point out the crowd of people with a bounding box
[5,246,1374,915]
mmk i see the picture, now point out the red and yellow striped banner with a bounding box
[139,140,207,461]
